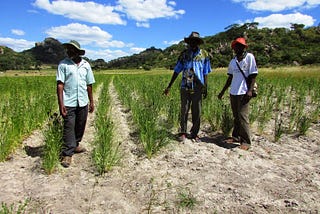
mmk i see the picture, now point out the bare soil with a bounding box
[0,82,319,214]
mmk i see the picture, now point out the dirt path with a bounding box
[0,81,319,213]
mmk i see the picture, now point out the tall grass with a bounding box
[92,77,120,174]
[0,76,56,161]
[42,113,63,174]
[113,75,171,158]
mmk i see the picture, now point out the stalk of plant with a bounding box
[203,99,223,132]
[176,187,198,210]
[274,108,285,142]
[257,97,274,134]
[163,97,180,130]
[42,113,63,174]
[0,198,30,214]
[134,103,169,158]
[297,115,312,135]
[92,80,120,174]
[221,103,233,137]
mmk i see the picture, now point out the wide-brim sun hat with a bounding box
[231,37,248,49]
[62,40,85,56]
[184,31,204,45]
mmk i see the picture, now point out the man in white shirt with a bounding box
[218,37,258,150]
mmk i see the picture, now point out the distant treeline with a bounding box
[0,22,319,71]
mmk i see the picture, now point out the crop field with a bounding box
[0,66,319,213]
[1,67,319,164]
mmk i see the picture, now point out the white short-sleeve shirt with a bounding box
[227,53,258,95]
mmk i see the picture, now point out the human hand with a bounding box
[202,86,207,99]
[218,92,224,100]
[163,87,170,96]
[59,105,67,118]
[241,95,251,105]
[89,102,94,113]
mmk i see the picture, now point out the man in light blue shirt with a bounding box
[164,32,212,143]
[56,40,95,167]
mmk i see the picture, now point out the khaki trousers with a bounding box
[230,95,251,145]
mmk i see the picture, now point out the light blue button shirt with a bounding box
[56,58,95,107]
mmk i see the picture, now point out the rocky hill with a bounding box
[24,37,66,65]
[0,23,319,71]
[105,23,320,69]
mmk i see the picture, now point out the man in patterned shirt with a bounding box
[56,40,95,167]
[164,32,212,143]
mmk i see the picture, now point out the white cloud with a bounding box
[130,47,146,53]
[45,23,140,61]
[163,40,180,45]
[11,29,25,36]
[116,0,185,27]
[33,0,126,25]
[45,23,124,48]
[254,12,316,28]
[247,0,306,12]
[168,1,177,7]
[95,40,127,49]
[85,46,145,62]
[86,48,130,61]
[233,0,320,12]
[136,22,150,28]
[0,37,35,52]
[33,0,184,28]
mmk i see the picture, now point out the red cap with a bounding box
[231,37,248,49]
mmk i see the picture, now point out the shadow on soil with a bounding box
[201,134,239,149]
[24,145,44,157]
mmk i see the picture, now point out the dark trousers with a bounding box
[230,95,251,145]
[180,85,202,137]
[62,105,88,156]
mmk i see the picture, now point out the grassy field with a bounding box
[1,65,319,164]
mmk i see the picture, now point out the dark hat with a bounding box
[184,31,204,45]
[62,40,85,55]
[231,37,248,49]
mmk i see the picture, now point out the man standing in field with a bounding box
[56,40,95,167]
[218,37,258,150]
[164,31,212,143]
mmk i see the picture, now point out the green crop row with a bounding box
[113,74,175,158]
[0,76,56,161]
[92,75,120,174]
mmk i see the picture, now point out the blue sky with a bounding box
[1,0,319,62]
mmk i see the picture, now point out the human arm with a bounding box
[163,72,179,96]
[245,53,258,97]
[202,75,208,99]
[246,74,257,97]
[87,84,94,113]
[218,75,232,99]
[57,81,67,117]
